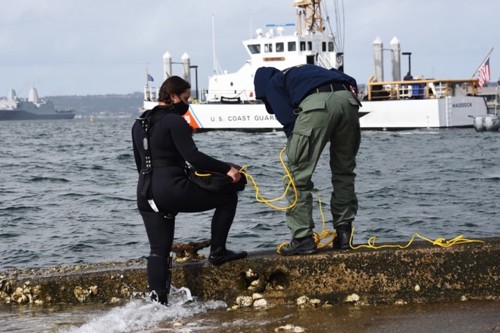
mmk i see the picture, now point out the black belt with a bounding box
[303,82,348,100]
[315,82,347,93]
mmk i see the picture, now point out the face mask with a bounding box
[172,100,189,115]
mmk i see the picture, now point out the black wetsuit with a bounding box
[131,105,238,298]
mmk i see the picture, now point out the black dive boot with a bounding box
[332,224,352,250]
[150,288,169,306]
[147,253,173,306]
[208,247,247,266]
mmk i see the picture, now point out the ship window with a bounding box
[308,42,312,50]
[300,42,306,51]
[264,43,273,53]
[288,41,296,51]
[276,42,284,52]
[322,42,326,52]
[329,42,334,52]
[247,44,261,54]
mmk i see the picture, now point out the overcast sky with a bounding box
[1,0,498,97]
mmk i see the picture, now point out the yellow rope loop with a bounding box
[276,242,288,255]
[275,190,337,254]
[429,234,484,247]
[239,147,298,211]
[312,232,321,244]
[194,171,211,177]
[315,229,336,249]
[241,150,484,254]
[312,191,336,249]
[351,228,485,250]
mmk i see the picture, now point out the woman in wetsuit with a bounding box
[132,76,247,305]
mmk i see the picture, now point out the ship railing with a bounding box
[203,89,256,104]
[365,78,479,101]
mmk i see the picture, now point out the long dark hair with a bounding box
[157,76,191,104]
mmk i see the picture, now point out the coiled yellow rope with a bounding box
[311,190,336,249]
[239,148,484,253]
[350,228,484,250]
[276,191,336,254]
[239,147,336,253]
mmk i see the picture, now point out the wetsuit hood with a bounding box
[254,67,280,101]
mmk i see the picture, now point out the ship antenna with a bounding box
[321,0,345,53]
[334,0,345,52]
[211,14,222,75]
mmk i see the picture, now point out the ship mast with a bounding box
[294,0,324,36]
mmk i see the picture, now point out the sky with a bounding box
[1,0,499,97]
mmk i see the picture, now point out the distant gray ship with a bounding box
[0,88,75,120]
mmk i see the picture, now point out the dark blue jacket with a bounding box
[254,64,358,137]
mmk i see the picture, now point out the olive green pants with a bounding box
[285,90,361,239]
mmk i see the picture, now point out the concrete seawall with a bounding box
[1,238,498,307]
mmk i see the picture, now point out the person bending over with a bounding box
[254,64,361,255]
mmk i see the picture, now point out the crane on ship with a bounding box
[294,0,345,67]
[294,0,324,34]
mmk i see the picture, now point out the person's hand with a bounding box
[226,166,241,183]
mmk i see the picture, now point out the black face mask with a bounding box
[172,100,189,115]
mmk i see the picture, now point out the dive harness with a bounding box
[137,108,176,219]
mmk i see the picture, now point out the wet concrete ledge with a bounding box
[1,237,499,307]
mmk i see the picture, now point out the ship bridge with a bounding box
[204,0,341,103]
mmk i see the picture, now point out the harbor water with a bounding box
[0,118,499,332]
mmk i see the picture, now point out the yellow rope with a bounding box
[239,148,484,254]
[239,147,298,211]
[350,227,484,250]
[312,190,336,249]
[237,147,336,254]
[276,190,336,254]
[277,227,485,254]
[194,171,211,177]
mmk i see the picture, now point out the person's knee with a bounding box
[149,243,171,256]
[230,192,238,205]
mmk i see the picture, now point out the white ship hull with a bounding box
[359,95,487,129]
[141,1,488,132]
[145,95,488,131]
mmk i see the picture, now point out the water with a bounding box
[1,119,498,269]
[0,118,499,331]
[2,295,499,332]
[1,287,226,333]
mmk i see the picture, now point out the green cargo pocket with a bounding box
[287,127,312,166]
[300,99,326,113]
[348,96,361,108]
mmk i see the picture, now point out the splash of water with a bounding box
[61,287,226,333]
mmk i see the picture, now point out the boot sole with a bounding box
[209,252,247,266]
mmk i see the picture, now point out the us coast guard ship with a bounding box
[0,87,75,121]
[142,0,488,131]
